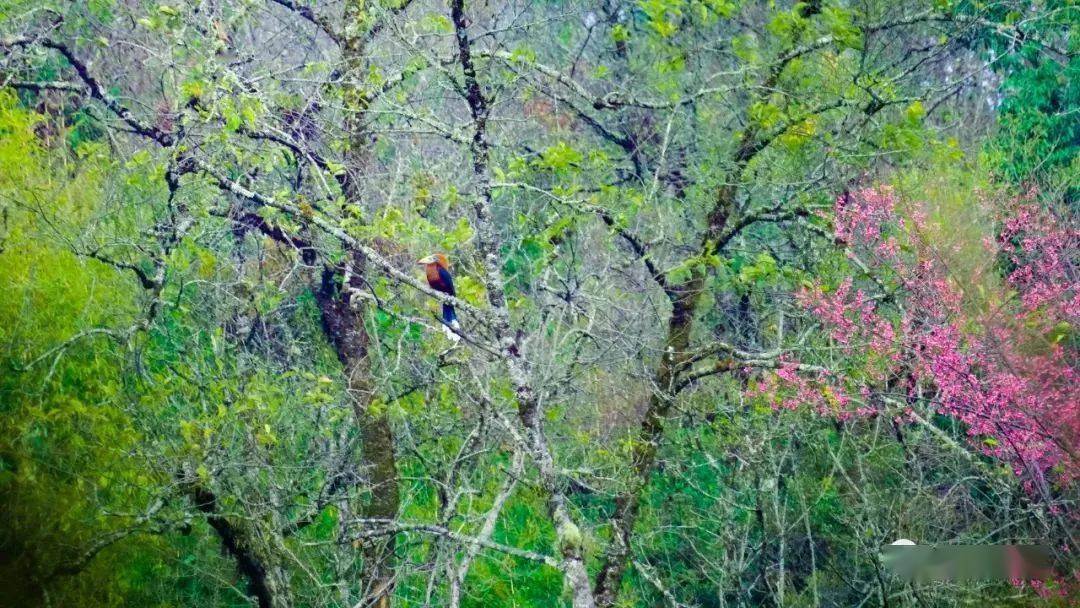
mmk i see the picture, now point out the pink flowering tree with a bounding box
[767,187,1079,492]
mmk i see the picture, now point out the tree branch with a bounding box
[266,0,340,43]
[348,519,561,570]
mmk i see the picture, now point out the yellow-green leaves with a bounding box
[509,46,537,64]
[536,141,583,171]
[611,23,631,44]
[766,7,810,44]
[370,205,406,240]
[194,247,217,280]
[667,252,722,284]
[652,18,679,39]
[778,115,817,150]
[749,101,784,130]
[737,252,779,284]
[822,6,863,51]
[138,4,182,30]
[1047,321,1072,345]
[701,0,736,19]
[423,13,453,33]
[905,100,926,123]
[453,274,486,306]
[441,216,474,249]
[640,0,684,38]
[181,78,206,102]
[325,160,348,177]
[255,423,277,447]
[880,100,929,152]
[218,95,263,132]
[732,32,760,64]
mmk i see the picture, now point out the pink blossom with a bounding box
[774,188,1080,486]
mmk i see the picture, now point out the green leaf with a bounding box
[536,142,583,171]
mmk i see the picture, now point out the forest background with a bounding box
[0,0,1077,607]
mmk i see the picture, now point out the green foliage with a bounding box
[0,93,162,607]
[1,1,1076,606]
[971,0,1079,201]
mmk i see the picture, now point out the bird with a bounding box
[417,253,460,333]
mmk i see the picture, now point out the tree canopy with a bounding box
[0,1,1077,607]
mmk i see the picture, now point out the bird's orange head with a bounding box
[417,253,450,269]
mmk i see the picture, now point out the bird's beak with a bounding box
[416,256,432,265]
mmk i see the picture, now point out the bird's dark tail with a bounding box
[442,303,458,327]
